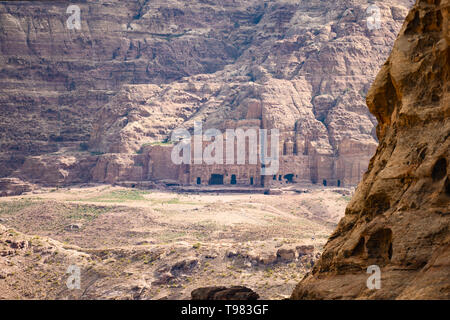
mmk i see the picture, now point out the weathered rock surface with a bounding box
[15,154,98,186]
[0,0,414,189]
[292,0,450,300]
[296,245,315,257]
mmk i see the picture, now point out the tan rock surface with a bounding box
[87,0,414,187]
[292,0,449,300]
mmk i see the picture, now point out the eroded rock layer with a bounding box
[0,0,414,188]
[292,0,449,299]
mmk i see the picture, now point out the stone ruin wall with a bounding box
[5,120,376,189]
[119,127,378,188]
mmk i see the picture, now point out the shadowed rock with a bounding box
[292,0,450,300]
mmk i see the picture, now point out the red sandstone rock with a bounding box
[0,0,413,187]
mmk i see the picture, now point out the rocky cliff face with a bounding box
[292,0,449,299]
[0,0,252,177]
[0,0,414,188]
[87,0,415,187]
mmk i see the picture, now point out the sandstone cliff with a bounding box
[0,0,414,188]
[292,0,449,299]
[87,0,414,187]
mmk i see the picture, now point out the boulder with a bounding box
[276,248,296,262]
[64,224,82,231]
[170,258,198,274]
[259,254,278,265]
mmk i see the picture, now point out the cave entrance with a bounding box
[284,174,294,183]
[230,174,237,185]
[323,179,327,186]
[366,228,393,262]
[337,180,341,187]
[196,177,201,185]
[209,174,224,185]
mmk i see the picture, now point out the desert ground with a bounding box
[0,185,351,299]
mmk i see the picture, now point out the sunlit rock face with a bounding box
[0,0,414,187]
[291,0,449,299]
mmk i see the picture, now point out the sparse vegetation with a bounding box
[137,141,174,154]
[78,190,149,203]
[65,205,110,221]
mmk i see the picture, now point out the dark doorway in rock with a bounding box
[196,177,201,185]
[337,180,341,187]
[231,174,237,185]
[209,174,224,185]
[250,177,254,185]
[273,175,276,180]
[284,174,294,183]
[323,179,327,186]
[366,228,393,262]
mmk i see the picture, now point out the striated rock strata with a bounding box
[292,0,449,300]
[0,0,414,189]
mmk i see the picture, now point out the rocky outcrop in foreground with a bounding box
[191,286,259,300]
[292,0,449,300]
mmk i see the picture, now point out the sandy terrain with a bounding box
[0,185,351,299]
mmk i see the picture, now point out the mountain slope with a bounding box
[0,0,413,187]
